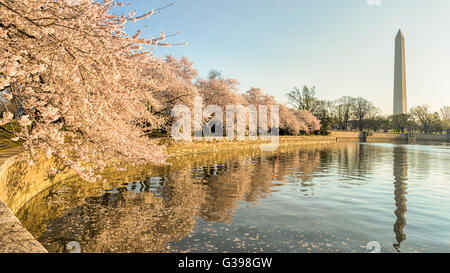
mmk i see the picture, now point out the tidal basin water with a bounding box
[16,142,450,253]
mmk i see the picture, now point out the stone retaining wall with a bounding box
[330,131,448,142]
[0,198,47,253]
[0,148,47,253]
[414,133,448,141]
[330,131,360,139]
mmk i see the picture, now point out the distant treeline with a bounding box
[286,86,450,134]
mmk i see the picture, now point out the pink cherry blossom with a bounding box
[3,92,13,100]
[0,0,169,181]
[0,112,13,126]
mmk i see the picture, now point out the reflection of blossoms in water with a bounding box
[45,185,73,208]
[27,147,302,252]
[285,150,321,196]
[39,169,205,253]
[34,145,334,252]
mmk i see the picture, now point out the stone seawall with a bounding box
[414,133,449,141]
[0,148,47,253]
[330,131,360,139]
[368,132,448,142]
[0,198,48,253]
[330,131,448,142]
[369,132,406,141]
[167,135,350,156]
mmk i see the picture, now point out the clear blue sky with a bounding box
[115,0,450,114]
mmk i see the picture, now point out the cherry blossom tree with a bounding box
[440,106,450,130]
[143,56,200,133]
[194,71,247,136]
[0,0,178,181]
[245,87,320,135]
[0,0,325,183]
[294,110,321,134]
[165,55,198,82]
[196,70,246,107]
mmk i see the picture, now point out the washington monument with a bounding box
[393,29,407,114]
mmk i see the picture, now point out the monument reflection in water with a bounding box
[393,146,408,252]
[13,142,450,253]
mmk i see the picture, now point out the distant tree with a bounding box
[207,69,223,80]
[380,116,392,132]
[279,104,304,135]
[406,119,419,133]
[312,100,333,134]
[246,87,320,135]
[351,97,377,131]
[431,113,444,134]
[367,116,389,132]
[440,106,450,129]
[410,105,439,134]
[149,56,200,133]
[286,86,318,112]
[390,114,411,133]
[332,96,354,130]
[196,71,244,136]
[164,55,199,82]
[196,72,243,107]
[293,110,321,134]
